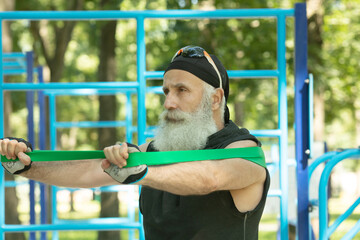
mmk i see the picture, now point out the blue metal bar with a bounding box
[268,189,282,198]
[54,121,127,128]
[3,221,142,232]
[0,18,4,240]
[318,149,360,240]
[327,197,360,236]
[38,66,47,240]
[136,16,146,240]
[145,128,283,139]
[0,9,294,20]
[146,86,163,94]
[48,94,59,240]
[44,88,137,96]
[25,51,36,240]
[2,52,26,58]
[309,74,314,158]
[341,218,360,240]
[126,92,133,142]
[277,12,289,240]
[3,69,40,76]
[49,94,57,151]
[1,82,139,90]
[29,180,36,240]
[145,69,280,79]
[308,151,337,180]
[294,3,309,240]
[250,129,282,137]
[51,186,58,240]
[3,69,27,75]
[3,62,25,67]
[136,16,146,146]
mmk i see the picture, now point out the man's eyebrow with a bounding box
[174,83,188,88]
[163,82,189,91]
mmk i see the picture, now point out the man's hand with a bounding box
[102,142,147,184]
[0,138,33,174]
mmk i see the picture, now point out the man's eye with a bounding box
[179,88,187,92]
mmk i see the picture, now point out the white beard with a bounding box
[153,93,218,151]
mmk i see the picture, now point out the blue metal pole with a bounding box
[48,93,59,240]
[277,13,289,240]
[318,149,360,239]
[136,16,146,240]
[126,92,133,142]
[38,66,47,240]
[294,3,310,240]
[0,18,5,240]
[49,94,57,151]
[136,16,146,145]
[26,51,36,240]
[309,74,314,158]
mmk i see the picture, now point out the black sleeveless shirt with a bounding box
[140,121,270,240]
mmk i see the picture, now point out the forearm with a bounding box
[139,161,219,195]
[138,157,265,196]
[21,159,116,188]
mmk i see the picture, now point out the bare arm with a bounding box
[21,159,118,188]
[0,139,118,188]
[138,140,266,196]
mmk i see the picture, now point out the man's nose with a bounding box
[164,93,177,110]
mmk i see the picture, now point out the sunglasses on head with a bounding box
[171,46,223,89]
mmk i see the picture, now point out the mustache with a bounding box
[161,109,191,123]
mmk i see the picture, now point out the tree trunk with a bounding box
[354,98,360,146]
[29,0,84,83]
[234,100,245,127]
[97,18,120,240]
[313,92,325,141]
[27,0,84,225]
[1,0,26,239]
[307,0,325,142]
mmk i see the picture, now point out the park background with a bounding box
[1,0,360,239]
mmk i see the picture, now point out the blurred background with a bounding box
[1,0,360,239]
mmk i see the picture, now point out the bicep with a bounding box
[213,141,266,191]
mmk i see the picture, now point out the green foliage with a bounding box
[7,0,360,150]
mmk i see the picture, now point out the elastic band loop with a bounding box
[1,147,266,168]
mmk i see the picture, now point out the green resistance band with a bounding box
[1,147,266,168]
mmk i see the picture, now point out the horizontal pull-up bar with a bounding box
[1,82,139,91]
[0,9,294,20]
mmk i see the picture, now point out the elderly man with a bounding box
[1,46,269,240]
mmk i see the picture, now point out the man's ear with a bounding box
[212,88,224,110]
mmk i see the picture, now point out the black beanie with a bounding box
[164,51,230,124]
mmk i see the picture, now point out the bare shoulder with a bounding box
[225,140,258,149]
[225,139,266,184]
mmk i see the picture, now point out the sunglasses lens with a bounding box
[182,46,204,58]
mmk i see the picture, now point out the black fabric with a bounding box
[125,142,141,152]
[140,121,270,240]
[164,50,230,124]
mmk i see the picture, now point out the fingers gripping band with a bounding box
[1,147,266,168]
[1,137,33,151]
